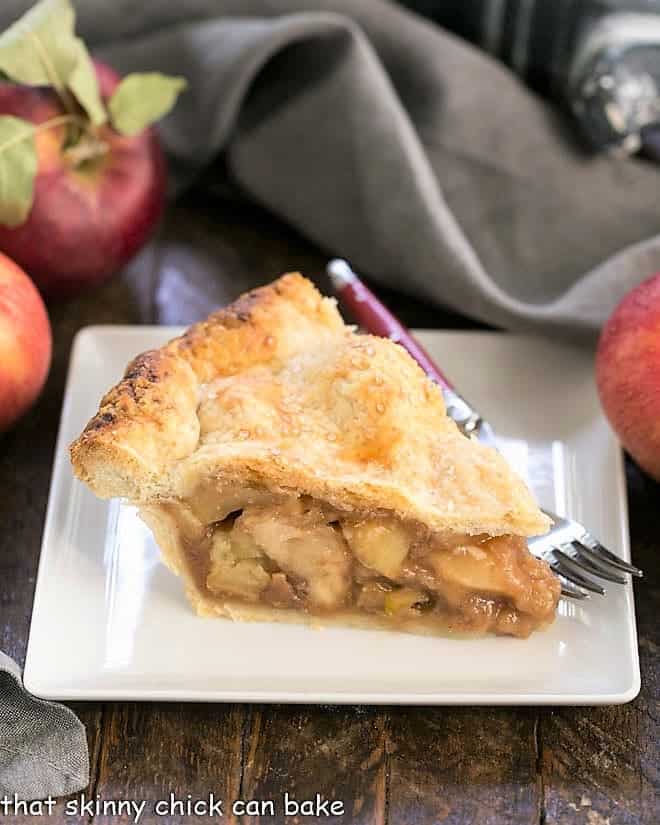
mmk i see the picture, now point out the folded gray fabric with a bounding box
[0,652,88,800]
[93,0,660,339]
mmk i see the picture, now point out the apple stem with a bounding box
[63,135,109,166]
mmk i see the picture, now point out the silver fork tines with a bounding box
[528,510,643,599]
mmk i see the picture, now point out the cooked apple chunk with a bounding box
[342,518,411,579]
[207,528,270,601]
[428,541,511,594]
[236,504,352,610]
[188,481,279,524]
[427,535,560,620]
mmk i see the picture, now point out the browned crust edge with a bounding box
[70,273,342,499]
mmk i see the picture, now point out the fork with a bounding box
[327,259,643,598]
[529,510,641,598]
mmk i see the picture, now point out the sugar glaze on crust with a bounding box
[70,273,550,538]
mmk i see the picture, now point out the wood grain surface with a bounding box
[1,191,657,825]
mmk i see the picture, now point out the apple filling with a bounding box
[141,485,560,638]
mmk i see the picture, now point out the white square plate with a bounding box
[24,327,640,704]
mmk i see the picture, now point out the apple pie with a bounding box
[70,274,560,638]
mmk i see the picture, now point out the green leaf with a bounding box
[108,73,187,136]
[68,39,106,125]
[0,0,108,126]
[0,0,77,91]
[0,116,37,227]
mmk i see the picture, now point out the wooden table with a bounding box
[2,190,658,824]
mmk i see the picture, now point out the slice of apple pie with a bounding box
[70,274,560,638]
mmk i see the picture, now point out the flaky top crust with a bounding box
[70,274,550,537]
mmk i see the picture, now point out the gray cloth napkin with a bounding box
[91,0,660,339]
[0,653,88,799]
[2,0,659,800]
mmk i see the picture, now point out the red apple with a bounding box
[0,61,166,298]
[0,251,51,431]
[596,273,660,480]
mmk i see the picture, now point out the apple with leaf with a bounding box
[0,0,186,297]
